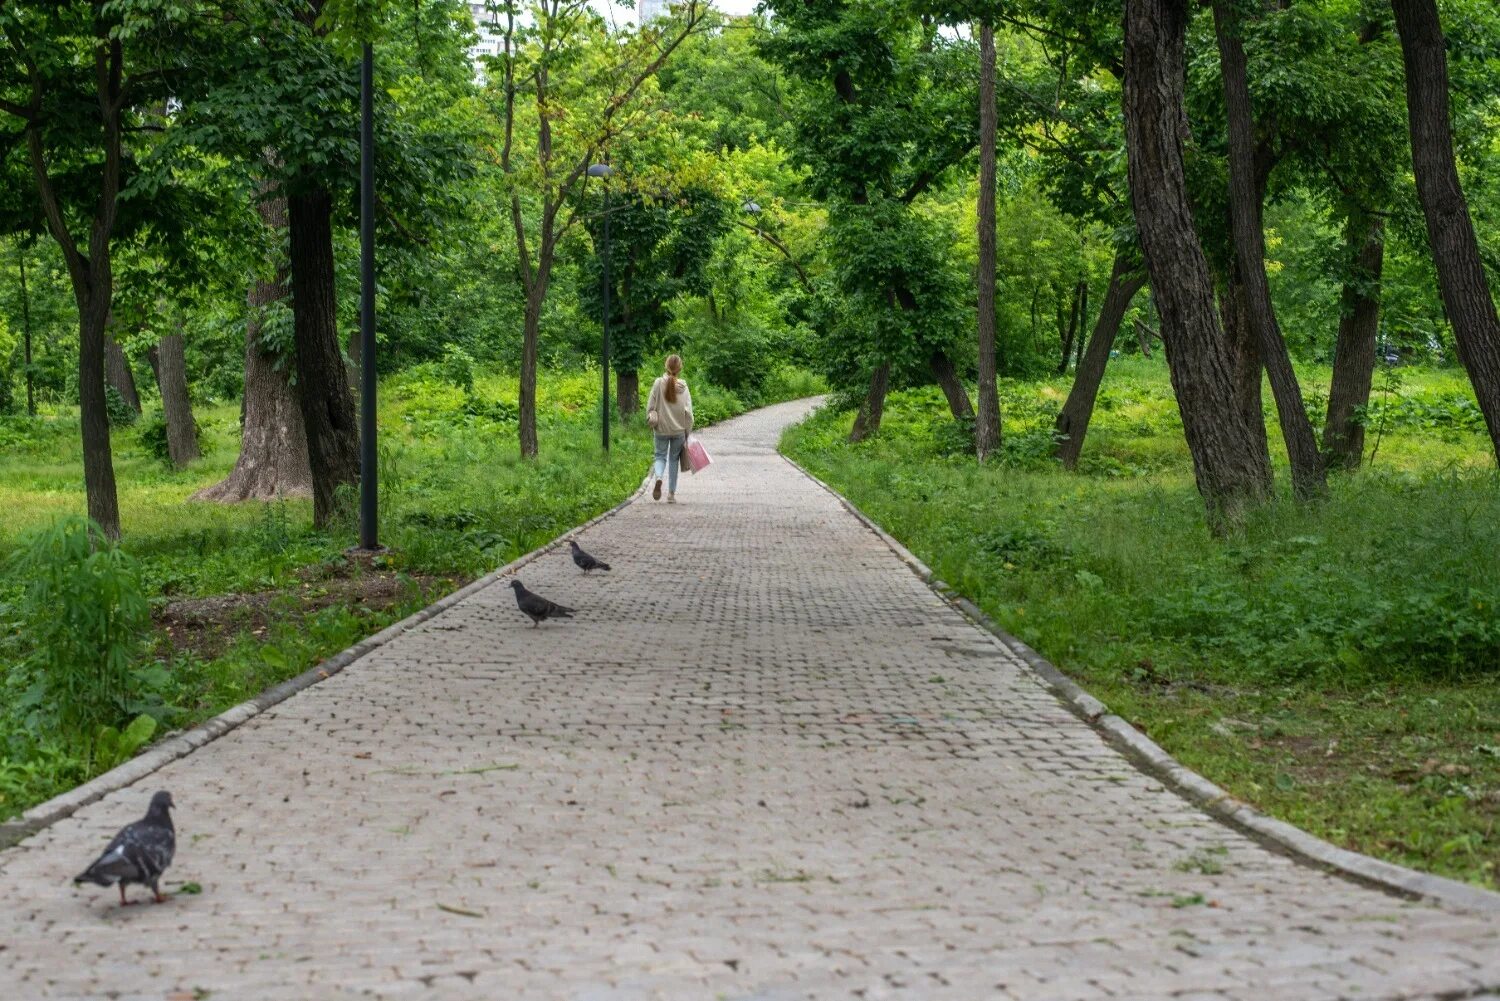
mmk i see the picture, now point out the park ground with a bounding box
[2,356,1497,889]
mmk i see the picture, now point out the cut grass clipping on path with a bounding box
[782,357,1499,890]
[0,364,824,822]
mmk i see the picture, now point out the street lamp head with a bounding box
[588,163,615,178]
[742,200,761,214]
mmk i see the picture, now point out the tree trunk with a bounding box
[1074,280,1089,371]
[1123,0,1272,527]
[78,288,121,537]
[848,364,891,443]
[1218,266,1273,475]
[104,329,140,414]
[347,326,361,394]
[17,246,34,416]
[616,369,639,417]
[1134,317,1155,357]
[1391,0,1500,463]
[519,282,544,458]
[288,185,359,527]
[1054,255,1146,469]
[151,329,199,468]
[1057,285,1077,374]
[929,349,974,421]
[195,194,312,503]
[974,21,1002,461]
[1214,3,1327,499]
[1324,212,1385,469]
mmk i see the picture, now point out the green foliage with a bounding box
[105,385,139,428]
[8,517,152,758]
[137,409,205,465]
[93,714,157,773]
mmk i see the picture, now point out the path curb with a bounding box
[0,480,649,852]
[780,451,1500,916]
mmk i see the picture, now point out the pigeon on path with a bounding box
[74,790,175,906]
[569,540,610,574]
[510,580,574,626]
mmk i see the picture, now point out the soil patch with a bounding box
[155,563,463,661]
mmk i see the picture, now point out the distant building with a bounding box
[466,2,504,76]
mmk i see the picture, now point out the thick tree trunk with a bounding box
[1214,3,1327,499]
[1054,255,1146,469]
[151,329,199,468]
[1218,267,1273,473]
[195,194,312,502]
[519,282,544,458]
[104,329,140,414]
[79,289,121,537]
[929,349,974,421]
[1324,212,1385,469]
[1123,0,1273,527]
[616,369,639,417]
[974,21,1002,461]
[848,364,891,443]
[1391,0,1500,463]
[288,185,359,527]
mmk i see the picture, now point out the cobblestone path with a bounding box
[2,399,1498,1000]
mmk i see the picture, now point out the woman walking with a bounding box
[646,354,693,503]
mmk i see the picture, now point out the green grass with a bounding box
[0,363,824,820]
[783,356,1499,889]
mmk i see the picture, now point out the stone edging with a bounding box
[780,451,1500,917]
[0,479,650,852]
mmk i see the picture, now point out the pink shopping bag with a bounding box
[685,436,712,473]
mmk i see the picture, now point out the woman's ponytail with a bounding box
[664,354,683,404]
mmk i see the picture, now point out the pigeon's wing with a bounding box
[77,829,140,885]
[521,591,573,618]
[572,548,589,568]
[124,824,175,884]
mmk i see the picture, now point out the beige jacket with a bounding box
[647,376,693,436]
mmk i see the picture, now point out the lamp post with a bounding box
[357,41,379,551]
[588,163,615,452]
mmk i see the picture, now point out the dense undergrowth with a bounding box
[783,357,1499,888]
[0,363,824,820]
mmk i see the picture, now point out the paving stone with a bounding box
[0,399,1497,999]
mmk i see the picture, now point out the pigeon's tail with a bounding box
[596,561,611,572]
[74,868,114,887]
[554,606,575,618]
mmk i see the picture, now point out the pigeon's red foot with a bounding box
[153,892,168,904]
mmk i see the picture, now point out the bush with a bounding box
[105,385,138,428]
[9,516,152,760]
[137,408,205,465]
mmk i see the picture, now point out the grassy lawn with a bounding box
[783,356,1499,889]
[0,363,822,819]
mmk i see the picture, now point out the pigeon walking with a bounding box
[74,790,175,906]
[510,580,574,626]
[569,540,610,574]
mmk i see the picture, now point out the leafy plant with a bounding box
[137,408,205,466]
[105,384,138,428]
[93,714,158,772]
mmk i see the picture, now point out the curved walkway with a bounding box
[2,399,1498,1000]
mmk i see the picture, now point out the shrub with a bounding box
[137,408,205,465]
[10,516,152,759]
[105,385,138,428]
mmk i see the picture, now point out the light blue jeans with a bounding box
[653,433,685,494]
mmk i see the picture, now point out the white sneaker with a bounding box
[667,494,676,504]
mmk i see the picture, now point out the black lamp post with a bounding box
[358,42,379,550]
[588,163,615,452]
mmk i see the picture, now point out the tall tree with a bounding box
[1211,2,1327,498]
[147,325,199,468]
[974,20,1002,460]
[1054,253,1146,469]
[0,3,186,536]
[1323,211,1385,468]
[1390,0,1500,463]
[486,0,708,458]
[1122,0,1272,525]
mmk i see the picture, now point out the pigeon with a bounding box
[510,580,574,626]
[74,790,176,906]
[569,540,610,574]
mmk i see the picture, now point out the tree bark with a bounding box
[616,369,639,417]
[1074,281,1089,371]
[1054,255,1146,469]
[195,193,312,503]
[1324,212,1385,469]
[1391,0,1500,463]
[848,364,891,443]
[974,20,1002,461]
[288,185,359,526]
[1123,0,1273,527]
[1213,3,1327,499]
[1134,317,1155,357]
[928,349,974,421]
[151,329,199,468]
[1218,266,1273,473]
[17,246,34,416]
[105,329,140,414]
[518,281,545,458]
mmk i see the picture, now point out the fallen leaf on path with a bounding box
[437,903,486,918]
